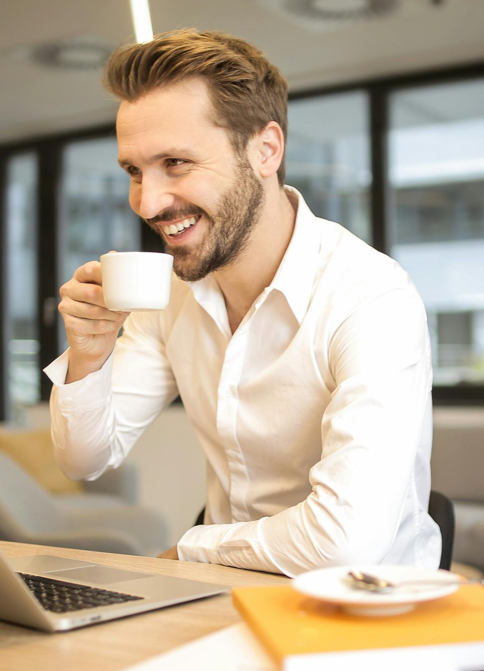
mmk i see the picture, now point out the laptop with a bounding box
[0,549,228,632]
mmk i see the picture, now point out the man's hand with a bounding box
[58,257,129,383]
[157,545,179,560]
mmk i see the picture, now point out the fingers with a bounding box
[74,261,103,286]
[62,312,127,336]
[59,295,121,322]
[61,258,111,310]
[59,260,128,337]
[60,279,107,308]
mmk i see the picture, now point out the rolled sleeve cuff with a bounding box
[44,349,115,413]
[177,520,285,575]
[177,524,235,565]
[43,348,71,386]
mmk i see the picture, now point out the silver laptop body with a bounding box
[0,550,228,632]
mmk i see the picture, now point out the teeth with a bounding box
[182,216,197,228]
[165,216,199,236]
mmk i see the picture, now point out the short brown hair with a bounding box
[103,29,288,185]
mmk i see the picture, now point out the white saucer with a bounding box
[293,565,460,616]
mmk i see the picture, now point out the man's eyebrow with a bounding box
[118,149,198,168]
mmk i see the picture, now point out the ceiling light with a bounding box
[5,34,113,71]
[255,0,448,33]
[293,0,398,20]
[129,0,154,43]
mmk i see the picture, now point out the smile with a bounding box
[162,215,200,238]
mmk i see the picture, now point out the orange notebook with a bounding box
[233,585,484,670]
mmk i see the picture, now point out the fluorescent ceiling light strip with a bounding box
[129,0,154,43]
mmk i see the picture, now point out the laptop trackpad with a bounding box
[49,565,154,586]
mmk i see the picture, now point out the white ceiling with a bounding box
[1,0,484,144]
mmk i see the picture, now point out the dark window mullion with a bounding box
[433,386,484,406]
[0,152,7,420]
[369,84,389,254]
[38,142,61,401]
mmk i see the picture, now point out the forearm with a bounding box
[46,312,179,482]
[177,472,410,578]
[48,350,120,480]
[178,326,433,576]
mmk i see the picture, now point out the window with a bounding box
[58,138,141,352]
[388,78,484,386]
[4,153,39,422]
[2,64,484,419]
[287,91,371,244]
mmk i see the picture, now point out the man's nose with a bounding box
[135,177,176,220]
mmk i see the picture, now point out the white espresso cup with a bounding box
[100,252,173,311]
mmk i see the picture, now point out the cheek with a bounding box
[129,184,140,214]
[183,171,229,208]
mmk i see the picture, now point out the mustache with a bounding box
[144,205,207,227]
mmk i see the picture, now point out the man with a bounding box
[45,29,441,576]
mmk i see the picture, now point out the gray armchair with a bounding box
[0,451,166,556]
[432,408,484,573]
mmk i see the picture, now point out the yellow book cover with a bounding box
[233,585,484,669]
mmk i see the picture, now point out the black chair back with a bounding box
[194,507,205,526]
[428,490,455,570]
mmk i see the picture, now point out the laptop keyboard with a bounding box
[18,572,143,614]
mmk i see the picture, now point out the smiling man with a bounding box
[45,30,441,576]
[116,78,277,305]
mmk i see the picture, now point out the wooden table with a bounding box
[0,541,288,671]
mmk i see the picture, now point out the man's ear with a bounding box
[252,121,284,180]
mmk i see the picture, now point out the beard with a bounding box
[144,154,265,282]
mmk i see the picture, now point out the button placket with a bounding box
[215,291,272,522]
[216,322,251,522]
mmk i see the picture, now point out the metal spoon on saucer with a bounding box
[347,570,484,594]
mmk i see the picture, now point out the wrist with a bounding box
[66,350,112,384]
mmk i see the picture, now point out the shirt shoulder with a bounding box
[319,219,415,292]
[311,218,424,325]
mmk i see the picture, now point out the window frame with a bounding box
[1,61,484,420]
[0,151,7,421]
[289,60,484,405]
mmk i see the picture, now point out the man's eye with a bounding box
[126,166,140,177]
[166,158,188,167]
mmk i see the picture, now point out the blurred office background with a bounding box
[1,0,484,564]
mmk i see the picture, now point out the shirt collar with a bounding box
[189,187,322,327]
[188,273,231,338]
[270,186,322,323]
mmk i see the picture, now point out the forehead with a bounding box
[116,79,229,158]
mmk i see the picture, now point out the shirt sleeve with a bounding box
[44,312,179,481]
[177,287,433,576]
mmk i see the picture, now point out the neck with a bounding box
[213,184,297,333]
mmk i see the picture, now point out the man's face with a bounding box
[117,79,264,282]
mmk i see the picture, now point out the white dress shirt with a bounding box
[45,187,441,577]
